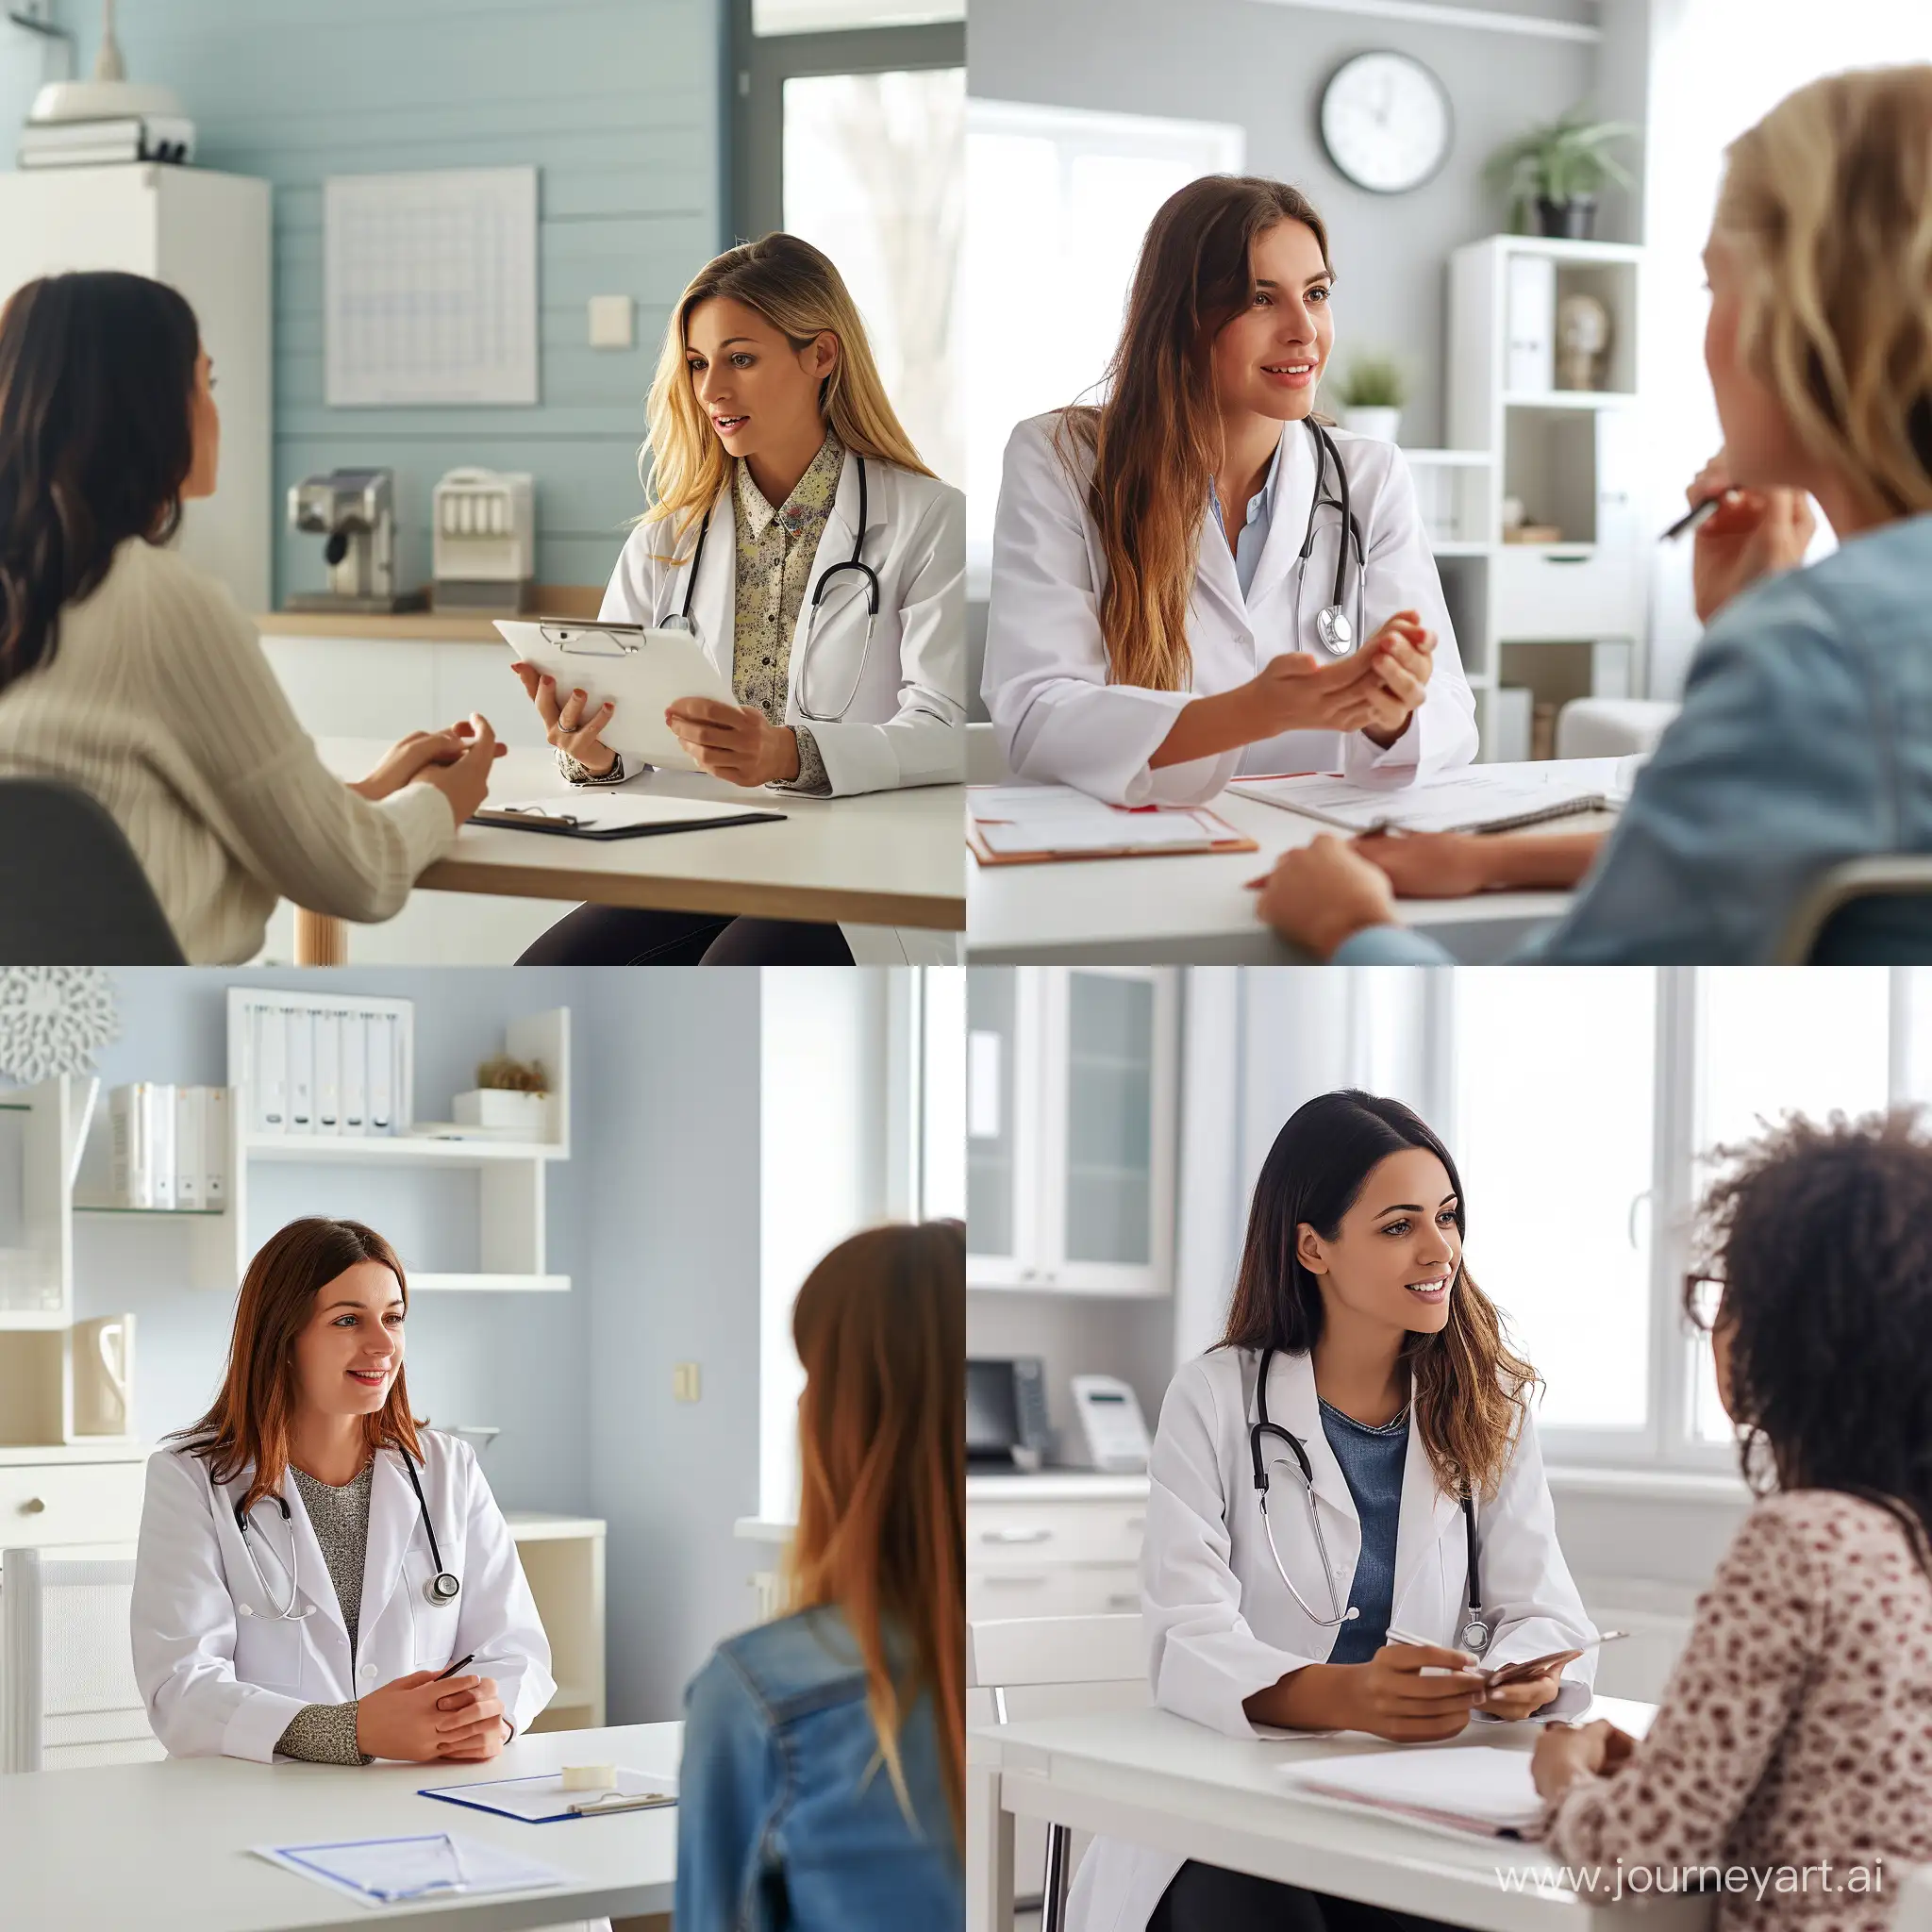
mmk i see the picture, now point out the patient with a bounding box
[1255,65,1932,964]
[675,1221,963,1930]
[0,271,503,963]
[1530,1110,1932,1932]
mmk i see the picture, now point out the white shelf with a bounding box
[1430,540,1491,558]
[244,1136,566,1166]
[1504,389,1638,410]
[1402,448,1493,467]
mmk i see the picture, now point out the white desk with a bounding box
[967,765,1626,964]
[303,740,964,964]
[2,1721,681,1931]
[970,1697,1712,1932]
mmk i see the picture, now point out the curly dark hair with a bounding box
[1685,1109,1932,1579]
[0,271,201,693]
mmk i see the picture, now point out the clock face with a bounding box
[1319,51,1454,195]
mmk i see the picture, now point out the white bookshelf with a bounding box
[1429,234,1648,758]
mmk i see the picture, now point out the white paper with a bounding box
[420,1766,679,1824]
[1231,760,1631,837]
[1280,1744,1543,1835]
[325,166,540,408]
[255,1832,569,1908]
[971,783,1223,855]
[967,1031,1002,1141]
[484,794,778,832]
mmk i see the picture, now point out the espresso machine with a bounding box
[285,468,429,613]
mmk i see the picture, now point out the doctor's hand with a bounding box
[664,696,801,787]
[1477,1669,1565,1721]
[1357,611,1436,749]
[1250,834,1400,958]
[512,662,619,777]
[354,1670,506,1763]
[1686,451,1816,624]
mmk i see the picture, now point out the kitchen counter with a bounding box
[255,585,602,642]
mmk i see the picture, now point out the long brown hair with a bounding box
[784,1219,964,1844]
[1714,65,1932,525]
[173,1218,422,1516]
[642,232,933,547]
[0,271,201,694]
[1220,1091,1539,1503]
[1057,175,1335,691]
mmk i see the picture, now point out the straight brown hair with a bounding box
[1058,175,1335,691]
[785,1219,964,1844]
[173,1218,422,1516]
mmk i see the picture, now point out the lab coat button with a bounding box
[360,1663,377,1680]
[239,1603,254,1617]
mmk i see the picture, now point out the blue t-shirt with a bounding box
[1319,1398,1408,1664]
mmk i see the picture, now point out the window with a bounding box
[917,965,965,1222]
[964,101,1243,592]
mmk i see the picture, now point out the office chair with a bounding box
[1773,857,1932,963]
[1,1547,158,1773]
[0,779,184,963]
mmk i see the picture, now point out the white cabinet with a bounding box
[506,1513,607,1732]
[0,1445,146,1553]
[967,968,1177,1296]
[0,166,271,611]
[964,1475,1149,1621]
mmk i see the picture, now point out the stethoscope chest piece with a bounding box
[426,1570,461,1607]
[1459,1614,1493,1657]
[1314,605,1354,657]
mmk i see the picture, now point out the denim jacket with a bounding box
[1337,512,1932,964]
[675,1605,961,1932]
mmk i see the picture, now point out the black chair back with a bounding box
[0,779,186,963]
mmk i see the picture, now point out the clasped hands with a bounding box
[1242,609,1437,749]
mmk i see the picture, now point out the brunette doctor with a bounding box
[984,175,1476,808]
[131,1218,556,1769]
[513,231,963,967]
[1074,1091,1596,1932]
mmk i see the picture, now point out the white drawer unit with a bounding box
[0,1449,147,1548]
[971,1497,1147,1570]
[966,1478,1151,1621]
[1492,544,1644,642]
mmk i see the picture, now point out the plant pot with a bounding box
[451,1088,548,1135]
[1535,195,1597,240]
[1340,406,1402,443]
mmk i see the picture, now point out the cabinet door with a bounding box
[966,967,1034,1286]
[1045,969,1177,1295]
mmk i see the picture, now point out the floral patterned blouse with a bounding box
[1540,1490,1932,1932]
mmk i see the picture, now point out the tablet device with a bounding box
[497,620,738,774]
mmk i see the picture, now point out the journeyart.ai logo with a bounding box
[1497,1861,1890,1905]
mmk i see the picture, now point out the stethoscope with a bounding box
[662,453,881,723]
[1294,417,1370,659]
[233,1448,460,1622]
[1247,1345,1491,1657]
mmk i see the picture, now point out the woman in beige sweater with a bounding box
[1531,1111,1932,1932]
[0,271,500,963]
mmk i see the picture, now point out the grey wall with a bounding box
[52,0,724,602]
[969,0,1609,453]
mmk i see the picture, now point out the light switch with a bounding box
[674,1361,701,1403]
[588,294,635,350]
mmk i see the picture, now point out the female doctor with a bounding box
[1074,1091,1596,1932]
[513,231,964,967]
[984,175,1476,808]
[131,1217,555,1769]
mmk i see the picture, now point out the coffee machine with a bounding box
[285,468,428,613]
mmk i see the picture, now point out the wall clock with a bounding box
[1319,51,1455,195]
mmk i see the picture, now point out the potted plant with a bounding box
[1334,356,1407,443]
[1484,105,1638,240]
[452,1054,550,1137]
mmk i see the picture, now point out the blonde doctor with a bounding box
[513,231,963,967]
[984,175,1476,809]
[1074,1091,1595,1932]
[132,1218,555,1768]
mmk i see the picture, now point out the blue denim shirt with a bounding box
[1336,512,1932,963]
[675,1605,960,1932]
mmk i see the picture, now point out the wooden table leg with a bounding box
[294,909,348,966]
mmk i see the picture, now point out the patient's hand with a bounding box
[1353,830,1496,899]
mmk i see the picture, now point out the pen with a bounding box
[569,1791,675,1816]
[432,1652,476,1683]
[1660,494,1724,541]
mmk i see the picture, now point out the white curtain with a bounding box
[1639,0,1932,698]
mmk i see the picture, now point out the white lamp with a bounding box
[27,0,185,125]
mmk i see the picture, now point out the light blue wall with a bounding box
[61,0,725,603]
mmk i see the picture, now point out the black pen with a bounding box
[1660,494,1724,542]
[432,1652,476,1683]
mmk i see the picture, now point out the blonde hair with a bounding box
[1714,65,1932,525]
[641,233,932,547]
[784,1220,964,1846]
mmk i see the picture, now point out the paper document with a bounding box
[1230,760,1635,837]
[970,785,1235,858]
[255,1832,570,1907]
[1279,1744,1543,1838]
[475,794,780,835]
[422,1766,680,1824]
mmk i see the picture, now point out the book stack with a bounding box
[108,1085,229,1211]
[17,114,196,169]
[231,995,413,1139]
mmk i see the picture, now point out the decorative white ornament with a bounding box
[0,968,122,1085]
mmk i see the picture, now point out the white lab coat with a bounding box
[132,1430,556,1764]
[1070,1347,1597,1932]
[984,413,1479,808]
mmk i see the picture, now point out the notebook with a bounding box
[470,795,785,841]
[1228,759,1636,838]
[1278,1744,1545,1839]
[968,784,1256,863]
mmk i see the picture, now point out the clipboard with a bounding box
[471,796,786,841]
[418,1767,679,1824]
[497,619,737,774]
[968,786,1257,866]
